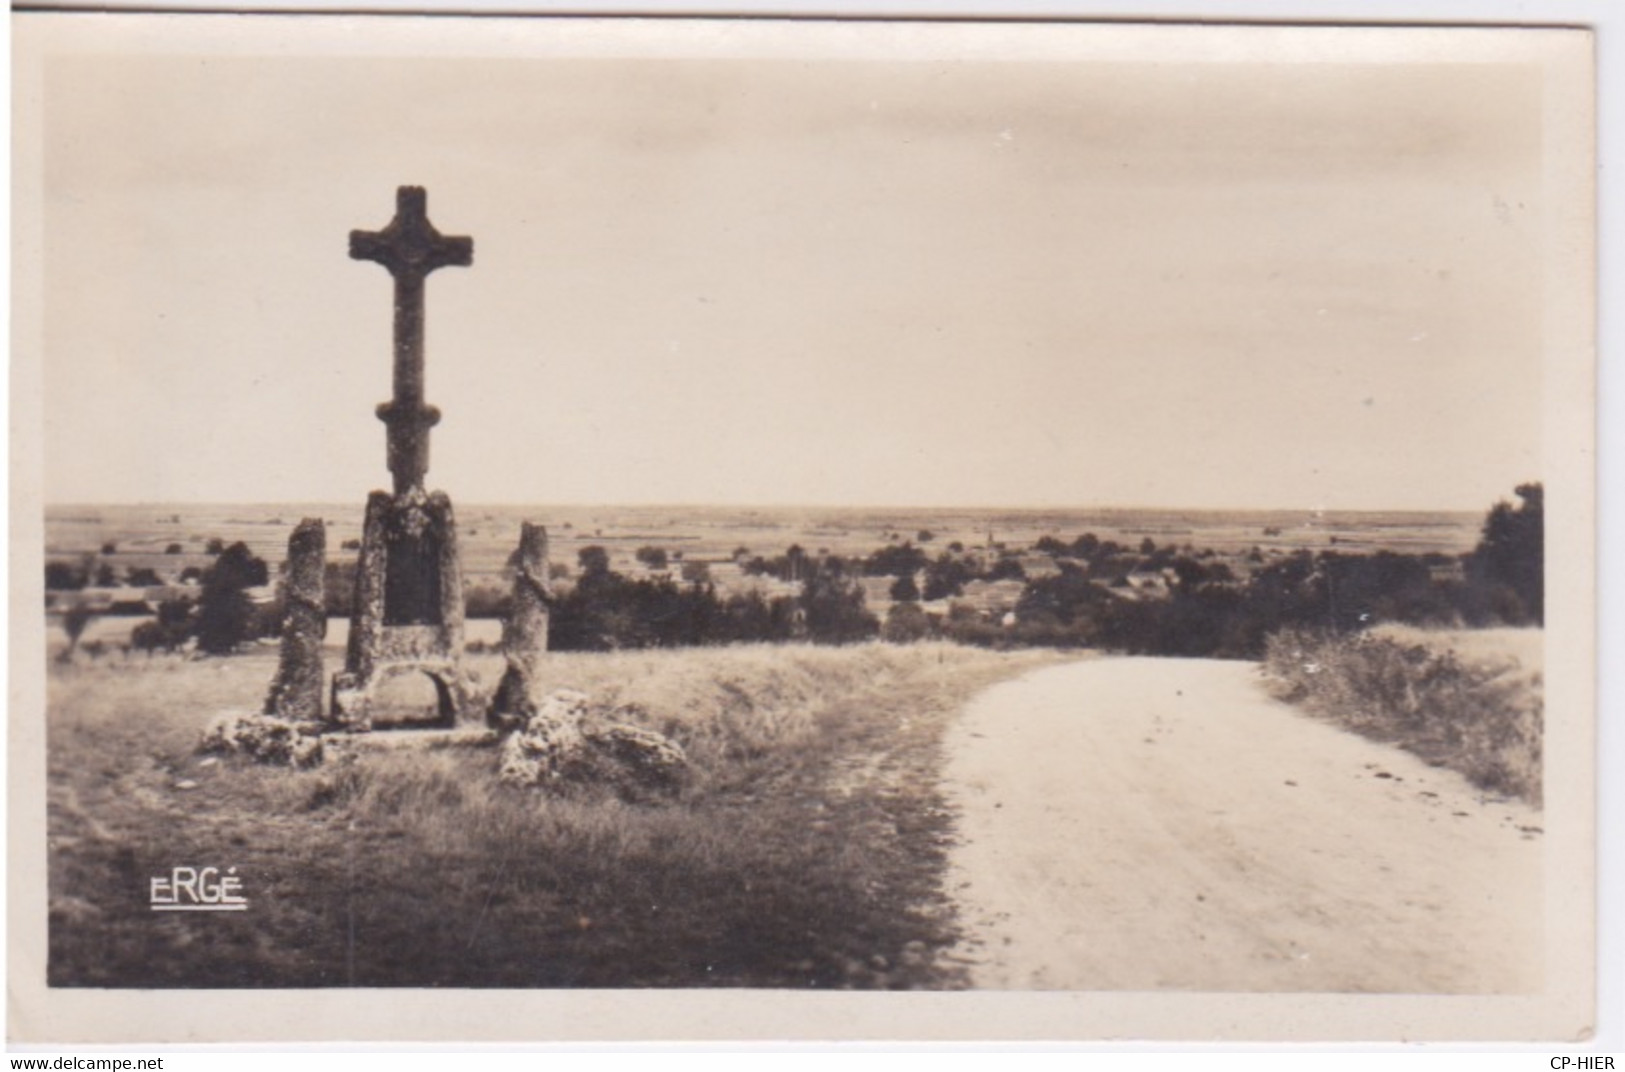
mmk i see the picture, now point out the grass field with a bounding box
[46,641,1067,988]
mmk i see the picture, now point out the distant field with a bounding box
[60,616,503,658]
[45,501,1485,587]
[1370,624,1543,673]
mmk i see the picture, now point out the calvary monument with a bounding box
[329,185,479,729]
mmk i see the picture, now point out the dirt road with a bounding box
[942,657,1543,992]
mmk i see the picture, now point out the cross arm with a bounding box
[349,186,474,279]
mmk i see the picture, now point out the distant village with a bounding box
[44,494,1514,663]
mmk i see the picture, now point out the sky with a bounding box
[30,20,1553,511]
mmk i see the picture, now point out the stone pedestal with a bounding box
[330,488,475,730]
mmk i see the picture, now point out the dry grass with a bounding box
[1261,627,1542,805]
[47,642,1064,988]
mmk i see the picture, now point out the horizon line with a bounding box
[42,498,1495,517]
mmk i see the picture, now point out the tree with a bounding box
[205,537,226,555]
[1016,568,1112,641]
[45,557,92,591]
[889,573,920,602]
[132,598,194,655]
[164,543,184,555]
[193,542,268,655]
[680,560,711,586]
[127,567,163,587]
[1468,482,1543,623]
[577,545,611,577]
[864,542,929,578]
[635,546,669,570]
[719,590,796,643]
[94,563,119,588]
[922,553,972,601]
[58,603,96,663]
[800,558,879,644]
[985,555,1026,582]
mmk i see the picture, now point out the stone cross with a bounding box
[350,186,473,496]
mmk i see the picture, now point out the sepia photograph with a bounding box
[7,12,1598,1044]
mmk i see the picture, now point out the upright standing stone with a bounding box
[330,186,477,730]
[487,523,554,731]
[264,518,326,722]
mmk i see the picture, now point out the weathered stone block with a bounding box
[201,710,325,769]
[487,522,553,732]
[583,719,689,794]
[264,518,326,721]
[495,689,688,797]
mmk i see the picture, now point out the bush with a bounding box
[882,602,935,643]
[1262,628,1541,804]
[718,590,797,644]
[132,599,194,654]
[126,567,163,588]
[45,558,91,591]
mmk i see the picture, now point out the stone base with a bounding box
[330,660,479,732]
[325,725,500,751]
[330,487,475,732]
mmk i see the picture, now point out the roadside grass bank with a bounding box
[1261,626,1542,805]
[47,642,1066,988]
